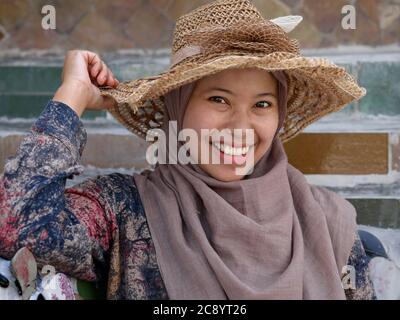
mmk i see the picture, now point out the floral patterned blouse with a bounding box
[0,100,376,300]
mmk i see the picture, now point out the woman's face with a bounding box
[182,67,279,182]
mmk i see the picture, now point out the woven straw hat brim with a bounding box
[99,51,366,143]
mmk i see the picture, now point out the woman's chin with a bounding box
[198,163,247,181]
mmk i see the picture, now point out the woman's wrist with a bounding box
[53,80,91,118]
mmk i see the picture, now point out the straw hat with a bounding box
[99,0,366,143]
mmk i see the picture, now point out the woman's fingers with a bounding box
[90,61,101,78]
[88,53,102,77]
[87,54,119,87]
[108,71,119,87]
[96,61,109,85]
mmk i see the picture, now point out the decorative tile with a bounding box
[358,61,400,115]
[348,198,400,229]
[283,133,389,174]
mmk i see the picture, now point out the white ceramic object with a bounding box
[0,258,20,300]
[369,257,400,299]
[358,225,400,299]
[269,15,303,33]
[32,273,76,300]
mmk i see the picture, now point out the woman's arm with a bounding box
[0,50,119,282]
[0,100,116,282]
[344,232,377,300]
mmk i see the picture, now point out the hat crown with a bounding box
[172,0,263,54]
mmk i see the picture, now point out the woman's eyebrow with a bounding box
[207,87,276,98]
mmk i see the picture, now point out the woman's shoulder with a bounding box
[308,184,357,230]
[308,184,356,216]
[309,183,357,228]
[287,166,356,219]
[68,172,146,218]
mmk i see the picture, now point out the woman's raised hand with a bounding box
[53,50,119,117]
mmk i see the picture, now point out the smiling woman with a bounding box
[0,0,376,300]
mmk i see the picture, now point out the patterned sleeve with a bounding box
[344,232,377,300]
[0,100,117,282]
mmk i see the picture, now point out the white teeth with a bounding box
[213,142,250,156]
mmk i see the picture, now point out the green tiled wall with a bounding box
[0,60,399,119]
[358,61,400,116]
[348,198,400,229]
[0,66,106,119]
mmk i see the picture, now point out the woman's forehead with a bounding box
[195,68,277,92]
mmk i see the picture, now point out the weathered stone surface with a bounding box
[43,0,92,34]
[280,0,301,9]
[381,10,400,45]
[11,10,59,49]
[379,2,400,29]
[0,0,398,51]
[289,17,322,48]
[161,0,211,21]
[348,198,400,229]
[97,0,145,26]
[302,0,348,34]
[149,0,174,12]
[379,1,400,44]
[359,0,380,18]
[69,12,133,51]
[0,0,30,31]
[0,25,6,42]
[391,133,400,172]
[338,0,382,45]
[251,0,291,19]
[124,1,174,49]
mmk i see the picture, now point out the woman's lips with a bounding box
[209,142,254,166]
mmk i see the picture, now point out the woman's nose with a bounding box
[226,107,253,131]
[224,108,255,143]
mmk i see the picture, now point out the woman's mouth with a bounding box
[210,141,253,165]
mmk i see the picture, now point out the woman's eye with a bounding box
[209,97,272,109]
[255,101,272,109]
[209,96,227,104]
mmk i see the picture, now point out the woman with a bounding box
[0,0,375,299]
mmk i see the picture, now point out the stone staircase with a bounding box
[1,47,399,228]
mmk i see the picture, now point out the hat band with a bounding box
[170,45,202,68]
